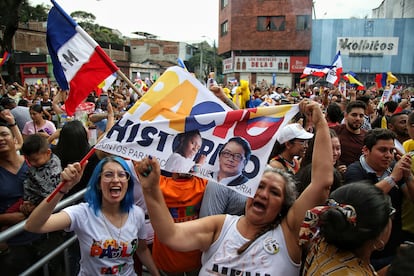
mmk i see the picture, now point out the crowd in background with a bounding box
[0,70,414,275]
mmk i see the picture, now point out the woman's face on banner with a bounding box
[183,134,202,158]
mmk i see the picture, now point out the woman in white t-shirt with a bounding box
[22,104,56,140]
[25,156,160,276]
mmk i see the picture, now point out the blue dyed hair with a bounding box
[84,156,135,215]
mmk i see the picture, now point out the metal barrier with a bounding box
[0,189,86,276]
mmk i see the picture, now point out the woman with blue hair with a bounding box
[25,156,159,276]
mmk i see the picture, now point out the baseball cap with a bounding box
[276,123,314,144]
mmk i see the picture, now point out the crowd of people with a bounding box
[0,71,413,276]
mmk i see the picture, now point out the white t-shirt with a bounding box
[201,215,300,275]
[64,203,146,275]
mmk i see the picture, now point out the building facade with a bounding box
[218,0,313,88]
[311,18,414,86]
[372,0,414,19]
[1,22,191,85]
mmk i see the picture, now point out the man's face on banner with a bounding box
[218,141,246,178]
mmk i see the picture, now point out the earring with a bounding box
[373,239,385,251]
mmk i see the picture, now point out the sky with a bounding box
[30,0,383,44]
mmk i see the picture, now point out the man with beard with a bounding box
[345,128,414,271]
[331,100,367,167]
[388,111,410,154]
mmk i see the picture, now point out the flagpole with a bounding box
[46,147,96,202]
[116,69,143,98]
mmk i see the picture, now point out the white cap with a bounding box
[276,123,314,144]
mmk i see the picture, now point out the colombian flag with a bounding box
[344,71,365,90]
[375,72,398,88]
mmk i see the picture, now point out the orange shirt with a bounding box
[152,175,207,273]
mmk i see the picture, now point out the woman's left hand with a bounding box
[133,156,160,192]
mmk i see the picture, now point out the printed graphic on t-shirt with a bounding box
[90,238,138,275]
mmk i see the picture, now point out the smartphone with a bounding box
[100,94,108,110]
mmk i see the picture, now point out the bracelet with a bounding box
[384,175,397,188]
[7,122,17,127]
[58,190,68,195]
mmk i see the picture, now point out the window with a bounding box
[221,0,228,9]
[257,16,285,32]
[221,21,228,36]
[296,15,311,30]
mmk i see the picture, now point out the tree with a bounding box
[187,41,222,82]
[71,11,124,45]
[0,0,23,82]
[0,0,49,82]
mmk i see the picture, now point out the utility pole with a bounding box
[199,43,203,83]
[213,39,217,77]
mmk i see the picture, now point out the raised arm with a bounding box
[52,90,66,115]
[135,157,225,252]
[210,85,239,110]
[285,99,333,234]
[0,109,23,150]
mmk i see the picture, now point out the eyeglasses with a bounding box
[293,140,308,146]
[220,150,244,162]
[101,171,130,182]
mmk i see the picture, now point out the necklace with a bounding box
[278,154,295,167]
[101,212,124,243]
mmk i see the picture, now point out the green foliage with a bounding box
[70,11,124,44]
[71,11,96,24]
[187,41,222,79]
[19,1,49,22]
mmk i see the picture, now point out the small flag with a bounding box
[47,0,119,116]
[0,51,10,67]
[344,71,364,90]
[326,51,343,86]
[301,64,333,79]
[386,72,398,85]
[375,72,398,88]
[177,58,188,71]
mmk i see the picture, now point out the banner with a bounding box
[96,66,299,198]
[377,84,394,109]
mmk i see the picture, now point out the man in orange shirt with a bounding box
[151,172,207,276]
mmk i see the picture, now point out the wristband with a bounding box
[7,122,17,127]
[384,176,397,188]
[58,190,68,195]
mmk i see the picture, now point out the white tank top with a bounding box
[200,215,300,276]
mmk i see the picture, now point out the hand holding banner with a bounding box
[95,66,299,198]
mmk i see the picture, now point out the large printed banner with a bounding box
[95,66,299,197]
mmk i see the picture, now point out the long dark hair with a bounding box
[320,181,391,251]
[53,120,91,168]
